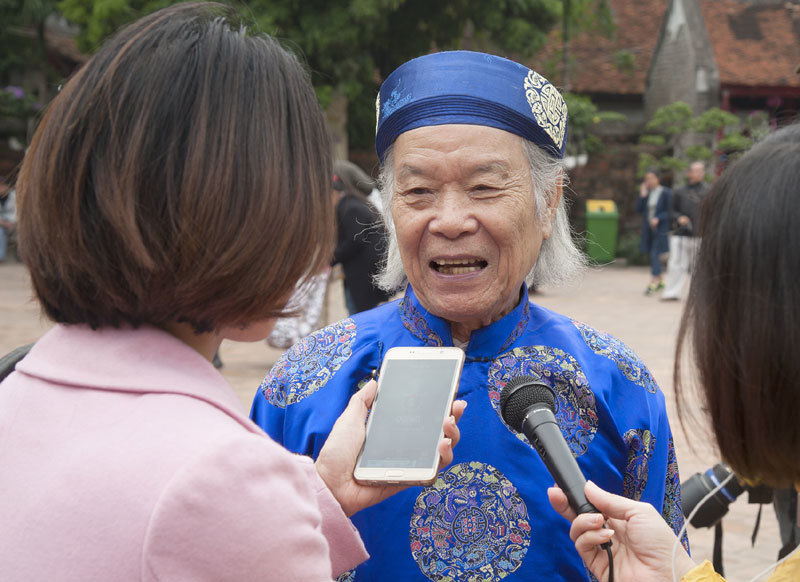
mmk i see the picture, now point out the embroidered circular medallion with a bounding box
[487,346,598,457]
[622,429,656,501]
[259,319,356,407]
[572,320,658,393]
[523,70,567,151]
[410,462,530,581]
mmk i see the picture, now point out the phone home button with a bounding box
[385,470,404,478]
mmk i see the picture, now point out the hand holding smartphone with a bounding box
[354,346,465,486]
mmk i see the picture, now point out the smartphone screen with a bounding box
[355,348,463,481]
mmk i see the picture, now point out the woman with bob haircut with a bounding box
[548,122,800,581]
[0,3,464,580]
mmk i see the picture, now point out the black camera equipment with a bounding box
[681,463,773,576]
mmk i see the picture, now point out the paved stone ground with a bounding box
[0,260,783,580]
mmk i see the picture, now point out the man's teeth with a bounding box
[437,259,478,265]
[443,266,482,274]
[434,259,484,274]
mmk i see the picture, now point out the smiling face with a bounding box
[391,124,560,338]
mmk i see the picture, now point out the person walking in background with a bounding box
[335,158,384,213]
[332,160,392,315]
[0,178,16,262]
[636,169,671,295]
[661,161,709,301]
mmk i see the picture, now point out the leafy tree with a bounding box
[0,0,56,73]
[636,102,767,179]
[558,0,613,90]
[0,0,61,87]
[0,0,62,145]
[562,92,625,157]
[59,0,564,153]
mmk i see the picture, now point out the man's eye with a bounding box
[472,185,500,194]
[405,187,431,195]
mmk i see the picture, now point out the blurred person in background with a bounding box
[636,169,671,295]
[660,161,710,301]
[335,158,383,212]
[332,160,392,315]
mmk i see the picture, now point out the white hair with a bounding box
[375,138,586,292]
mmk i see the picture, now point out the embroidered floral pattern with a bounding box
[259,319,356,407]
[410,462,530,581]
[399,295,444,347]
[497,300,531,354]
[381,88,413,120]
[662,436,690,552]
[572,321,658,393]
[487,346,599,457]
[336,570,355,582]
[622,429,656,501]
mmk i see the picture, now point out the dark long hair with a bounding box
[17,3,334,332]
[674,123,800,486]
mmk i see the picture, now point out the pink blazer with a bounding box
[0,324,367,580]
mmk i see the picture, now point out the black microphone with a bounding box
[500,376,610,548]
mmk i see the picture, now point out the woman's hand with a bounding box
[640,182,648,197]
[547,481,697,582]
[315,380,466,517]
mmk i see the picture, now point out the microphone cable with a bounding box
[605,538,614,582]
[672,472,735,582]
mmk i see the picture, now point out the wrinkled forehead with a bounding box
[390,124,529,183]
[375,50,568,164]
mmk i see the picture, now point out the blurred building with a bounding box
[648,0,800,125]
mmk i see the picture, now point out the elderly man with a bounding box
[251,51,685,581]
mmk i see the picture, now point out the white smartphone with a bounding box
[354,346,465,486]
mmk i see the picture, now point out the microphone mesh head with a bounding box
[499,375,556,432]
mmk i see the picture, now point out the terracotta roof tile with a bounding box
[701,0,800,88]
[529,0,669,95]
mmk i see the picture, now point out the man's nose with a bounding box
[428,192,479,239]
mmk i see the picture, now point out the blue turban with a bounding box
[375,51,568,163]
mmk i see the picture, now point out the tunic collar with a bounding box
[398,284,531,358]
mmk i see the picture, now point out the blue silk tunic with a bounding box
[251,285,687,582]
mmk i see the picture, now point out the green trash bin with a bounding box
[585,199,619,264]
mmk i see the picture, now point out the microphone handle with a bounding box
[522,407,597,514]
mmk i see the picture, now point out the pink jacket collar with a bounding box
[16,324,254,431]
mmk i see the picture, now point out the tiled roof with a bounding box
[701,0,800,88]
[528,0,669,95]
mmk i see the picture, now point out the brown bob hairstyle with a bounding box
[17,2,334,333]
[675,122,800,487]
